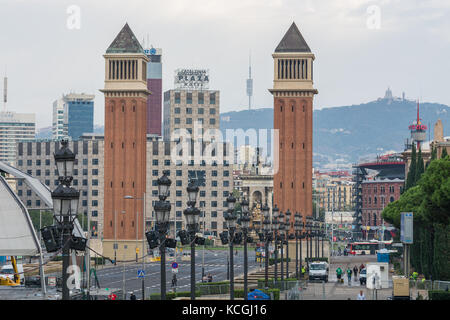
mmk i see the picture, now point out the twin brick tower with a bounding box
[102,22,315,258]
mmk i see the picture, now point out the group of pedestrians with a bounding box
[336,264,365,285]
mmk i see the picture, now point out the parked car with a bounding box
[308,262,328,282]
[360,268,367,285]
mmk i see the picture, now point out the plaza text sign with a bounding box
[174,69,209,90]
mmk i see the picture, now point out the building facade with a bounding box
[14,136,104,250]
[163,89,220,142]
[145,47,162,136]
[0,111,35,164]
[101,23,149,260]
[270,22,317,233]
[64,93,94,140]
[52,93,95,141]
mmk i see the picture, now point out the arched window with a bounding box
[390,196,395,203]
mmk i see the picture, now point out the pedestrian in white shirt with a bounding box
[357,290,366,300]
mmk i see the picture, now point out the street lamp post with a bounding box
[225,194,237,300]
[278,212,285,281]
[262,203,271,289]
[285,209,291,278]
[240,197,250,300]
[51,140,79,301]
[183,180,200,300]
[294,212,302,279]
[152,171,172,300]
[272,205,279,282]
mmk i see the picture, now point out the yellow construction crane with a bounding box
[0,256,21,286]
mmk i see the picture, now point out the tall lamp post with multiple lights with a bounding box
[262,203,271,288]
[183,180,200,300]
[278,211,285,281]
[272,205,279,282]
[240,197,251,300]
[51,140,80,301]
[285,209,291,278]
[152,171,172,300]
[225,194,237,300]
[294,212,302,279]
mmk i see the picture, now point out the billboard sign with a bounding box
[174,69,209,90]
[400,212,413,244]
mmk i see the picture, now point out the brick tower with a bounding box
[270,22,318,232]
[101,23,149,260]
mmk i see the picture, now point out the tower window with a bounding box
[291,182,294,188]
[291,143,294,149]
[303,105,305,112]
[280,182,283,188]
[303,143,305,149]
[303,182,305,189]
[280,106,283,112]
[292,105,294,112]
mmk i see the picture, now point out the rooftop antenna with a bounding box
[246,50,253,110]
[3,67,7,112]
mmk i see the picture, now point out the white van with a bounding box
[0,263,24,285]
[308,262,329,282]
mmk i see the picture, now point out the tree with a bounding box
[442,147,448,159]
[415,147,425,183]
[405,143,417,191]
[28,210,54,233]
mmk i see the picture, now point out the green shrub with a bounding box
[268,258,291,265]
[149,291,200,300]
[428,290,450,300]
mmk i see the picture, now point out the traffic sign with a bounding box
[172,262,178,269]
[137,269,145,278]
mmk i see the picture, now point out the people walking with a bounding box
[359,263,365,273]
[353,265,358,280]
[336,266,343,283]
[357,290,366,300]
[130,293,137,300]
[346,266,352,286]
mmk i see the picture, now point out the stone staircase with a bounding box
[234,262,300,288]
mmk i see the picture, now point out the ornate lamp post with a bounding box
[278,211,285,281]
[272,205,279,282]
[153,171,172,300]
[240,197,250,300]
[183,180,200,300]
[285,209,291,278]
[225,194,237,300]
[262,203,271,289]
[52,140,79,301]
[294,212,302,279]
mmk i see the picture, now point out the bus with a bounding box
[347,240,396,255]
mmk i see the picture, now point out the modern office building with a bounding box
[64,93,95,140]
[145,47,162,136]
[101,23,149,260]
[270,22,318,233]
[52,93,94,141]
[14,135,104,251]
[0,111,35,164]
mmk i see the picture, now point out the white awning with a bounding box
[0,175,40,256]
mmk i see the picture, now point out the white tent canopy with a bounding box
[0,174,40,256]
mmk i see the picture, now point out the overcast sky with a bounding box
[1,0,449,129]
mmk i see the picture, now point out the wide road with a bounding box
[94,248,259,299]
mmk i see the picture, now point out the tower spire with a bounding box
[246,50,253,110]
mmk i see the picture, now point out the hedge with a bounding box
[428,290,450,300]
[257,278,298,290]
[305,257,328,263]
[268,258,291,265]
[197,281,230,295]
[234,288,280,300]
[149,291,201,300]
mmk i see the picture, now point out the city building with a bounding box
[52,93,95,141]
[430,119,450,159]
[163,69,219,142]
[145,138,233,238]
[270,22,317,232]
[101,23,149,260]
[353,154,405,240]
[14,135,104,251]
[314,171,354,212]
[0,111,35,164]
[145,47,163,136]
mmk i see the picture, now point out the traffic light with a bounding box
[233,232,242,245]
[70,236,87,251]
[177,230,190,245]
[145,230,160,249]
[40,225,61,253]
[195,236,205,245]
[165,238,177,248]
[219,231,229,245]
